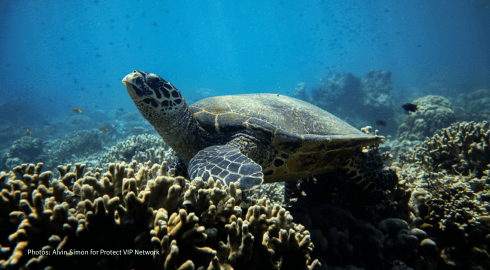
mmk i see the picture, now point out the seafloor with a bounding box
[1,71,489,270]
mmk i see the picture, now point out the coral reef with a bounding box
[395,121,490,269]
[283,136,416,269]
[311,71,363,113]
[5,137,43,170]
[2,111,490,269]
[451,88,490,123]
[0,161,319,269]
[41,130,107,167]
[397,168,490,269]
[243,182,285,206]
[97,133,171,167]
[362,70,394,109]
[1,130,110,173]
[397,95,456,141]
[0,122,23,150]
[461,88,490,115]
[411,121,490,176]
[1,132,171,176]
[309,71,396,133]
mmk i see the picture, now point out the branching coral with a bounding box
[98,133,171,167]
[397,121,490,269]
[0,161,319,269]
[411,121,490,176]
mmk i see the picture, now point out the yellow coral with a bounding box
[0,162,319,269]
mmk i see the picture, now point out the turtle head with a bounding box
[123,70,203,162]
[122,70,188,121]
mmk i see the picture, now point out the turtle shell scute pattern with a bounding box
[342,150,397,192]
[190,94,369,138]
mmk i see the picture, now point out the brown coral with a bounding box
[0,161,319,269]
[397,121,490,269]
[411,121,490,176]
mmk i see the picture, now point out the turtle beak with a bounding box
[123,71,141,99]
[122,71,139,86]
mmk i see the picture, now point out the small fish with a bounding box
[375,120,388,126]
[26,129,31,136]
[99,126,109,131]
[72,107,83,113]
[402,103,418,113]
[118,108,124,112]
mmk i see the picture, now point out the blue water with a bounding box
[0,0,489,121]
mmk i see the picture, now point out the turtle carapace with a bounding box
[123,70,383,190]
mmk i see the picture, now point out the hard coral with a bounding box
[397,95,456,141]
[287,144,415,269]
[412,121,490,176]
[398,121,490,269]
[0,161,319,269]
[98,133,171,166]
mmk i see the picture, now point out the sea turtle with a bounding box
[122,70,383,190]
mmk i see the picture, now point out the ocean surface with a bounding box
[1,1,490,269]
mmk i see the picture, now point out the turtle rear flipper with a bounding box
[188,145,264,190]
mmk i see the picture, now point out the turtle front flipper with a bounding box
[188,145,264,190]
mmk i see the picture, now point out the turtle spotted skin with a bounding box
[123,70,383,190]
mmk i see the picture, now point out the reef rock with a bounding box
[362,70,394,109]
[311,71,363,112]
[310,70,395,130]
[463,88,490,114]
[452,88,490,123]
[5,137,43,170]
[397,95,456,141]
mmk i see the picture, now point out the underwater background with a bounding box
[1,1,490,269]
